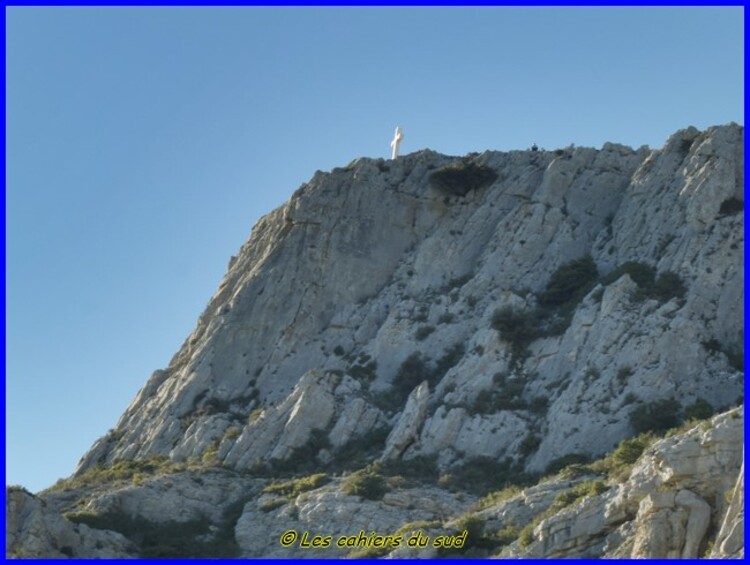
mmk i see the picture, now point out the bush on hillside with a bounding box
[341,469,389,500]
[630,398,682,434]
[538,255,599,307]
[429,161,498,196]
[718,197,743,216]
[601,261,655,288]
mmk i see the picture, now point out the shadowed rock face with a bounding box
[8,124,743,558]
[77,123,742,476]
[5,489,134,558]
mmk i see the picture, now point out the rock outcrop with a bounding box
[236,482,472,558]
[7,408,742,558]
[500,407,744,558]
[711,460,744,558]
[5,489,133,558]
[7,123,743,558]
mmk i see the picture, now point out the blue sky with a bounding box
[5,7,744,492]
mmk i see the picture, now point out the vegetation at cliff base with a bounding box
[341,468,389,500]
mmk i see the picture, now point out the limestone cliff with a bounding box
[6,124,744,558]
[501,407,744,558]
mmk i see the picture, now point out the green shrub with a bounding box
[616,366,634,383]
[725,346,743,371]
[603,262,686,304]
[679,138,693,155]
[703,540,716,558]
[494,523,521,546]
[455,514,486,540]
[602,261,655,288]
[702,338,723,354]
[437,513,509,556]
[435,343,466,377]
[260,497,287,512]
[377,347,463,413]
[551,480,608,511]
[452,515,489,553]
[473,389,526,414]
[684,398,715,421]
[519,433,541,458]
[611,433,653,468]
[571,432,659,484]
[379,455,439,483]
[491,307,538,358]
[201,442,219,463]
[538,255,599,307]
[718,197,743,216]
[263,473,330,498]
[536,307,575,338]
[429,161,498,196]
[7,484,32,495]
[394,352,432,395]
[630,398,682,434]
[622,392,638,406]
[491,257,599,362]
[333,345,345,356]
[415,325,435,341]
[201,397,231,415]
[477,484,523,509]
[438,312,455,324]
[529,396,549,413]
[651,272,686,302]
[471,377,527,414]
[47,456,183,493]
[341,469,389,500]
[447,274,473,289]
[348,359,378,381]
[248,408,264,424]
[702,339,743,371]
[549,488,582,510]
[558,464,591,480]
[518,523,536,548]
[471,390,495,414]
[544,453,591,476]
[440,457,534,496]
[578,479,609,496]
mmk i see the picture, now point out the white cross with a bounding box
[390,126,404,159]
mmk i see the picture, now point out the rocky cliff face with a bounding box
[7,124,743,558]
[503,407,744,558]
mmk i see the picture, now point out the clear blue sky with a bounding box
[5,7,744,492]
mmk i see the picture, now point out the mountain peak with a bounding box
[9,124,743,558]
